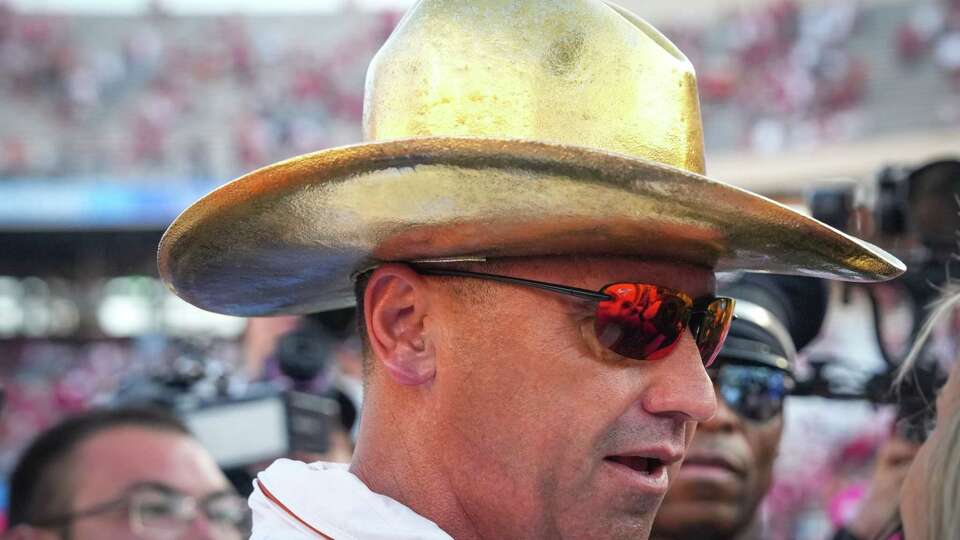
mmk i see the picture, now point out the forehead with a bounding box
[69,426,228,502]
[485,256,715,296]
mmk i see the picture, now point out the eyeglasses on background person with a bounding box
[30,481,250,540]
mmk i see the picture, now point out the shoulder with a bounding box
[249,458,453,540]
[250,460,341,540]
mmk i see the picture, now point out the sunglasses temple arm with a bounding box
[415,268,611,302]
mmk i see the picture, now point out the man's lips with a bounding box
[602,446,683,494]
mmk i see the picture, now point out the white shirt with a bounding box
[249,459,454,540]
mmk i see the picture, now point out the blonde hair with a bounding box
[896,284,960,539]
[895,284,960,385]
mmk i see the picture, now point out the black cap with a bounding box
[717,275,830,374]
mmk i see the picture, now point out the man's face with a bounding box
[652,381,784,540]
[64,427,237,540]
[424,257,717,540]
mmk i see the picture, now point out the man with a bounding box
[156,1,903,538]
[651,275,826,540]
[3,407,249,540]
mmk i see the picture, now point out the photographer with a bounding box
[836,284,960,540]
[809,156,960,540]
[3,406,249,540]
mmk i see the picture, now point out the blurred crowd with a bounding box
[669,1,870,152]
[670,0,960,153]
[0,2,399,181]
[897,0,960,89]
[1,0,959,181]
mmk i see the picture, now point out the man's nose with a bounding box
[181,514,219,540]
[638,331,717,422]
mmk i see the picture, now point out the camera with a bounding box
[114,310,359,471]
[808,157,960,355]
[806,158,960,440]
[808,157,960,283]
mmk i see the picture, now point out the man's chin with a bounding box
[548,504,654,540]
[566,512,656,540]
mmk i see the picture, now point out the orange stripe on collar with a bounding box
[257,478,334,539]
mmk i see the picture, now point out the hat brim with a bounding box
[158,137,904,316]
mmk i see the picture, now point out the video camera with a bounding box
[804,157,960,441]
[114,310,359,473]
[808,158,959,311]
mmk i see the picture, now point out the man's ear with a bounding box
[363,264,436,386]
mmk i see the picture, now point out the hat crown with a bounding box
[363,0,706,175]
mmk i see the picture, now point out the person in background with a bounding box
[651,275,827,540]
[831,434,919,540]
[833,281,960,540]
[3,406,249,540]
[894,285,960,540]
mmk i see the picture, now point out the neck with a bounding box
[349,391,486,540]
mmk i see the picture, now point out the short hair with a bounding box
[7,406,190,528]
[354,269,375,377]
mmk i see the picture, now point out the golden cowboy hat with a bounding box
[158,0,904,316]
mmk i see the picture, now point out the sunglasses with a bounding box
[416,267,735,367]
[710,362,795,422]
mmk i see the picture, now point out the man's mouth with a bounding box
[605,455,665,476]
[602,447,681,494]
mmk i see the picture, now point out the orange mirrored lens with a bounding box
[594,284,734,366]
[594,284,693,361]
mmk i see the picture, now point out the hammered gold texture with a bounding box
[158,138,905,316]
[365,0,706,174]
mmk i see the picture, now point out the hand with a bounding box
[845,435,920,540]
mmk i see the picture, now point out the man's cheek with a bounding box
[683,420,699,448]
